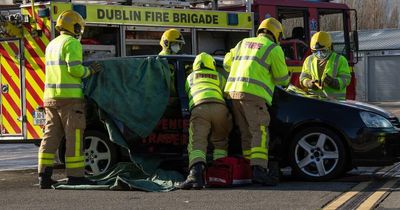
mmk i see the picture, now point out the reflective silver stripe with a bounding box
[339,75,351,86]
[189,88,222,100]
[234,55,272,71]
[191,81,220,89]
[188,73,194,87]
[234,44,276,72]
[227,77,273,97]
[260,44,276,65]
[46,60,67,66]
[274,74,290,83]
[300,72,312,80]
[339,77,346,86]
[46,60,83,68]
[233,41,243,61]
[45,84,82,88]
[67,61,82,67]
[308,55,313,71]
[340,74,351,80]
[332,54,341,77]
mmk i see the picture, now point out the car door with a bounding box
[139,58,187,156]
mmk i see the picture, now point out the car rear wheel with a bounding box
[289,127,347,181]
[84,130,117,176]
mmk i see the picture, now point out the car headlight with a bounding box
[359,112,392,128]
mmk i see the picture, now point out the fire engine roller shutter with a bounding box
[22,5,51,139]
[0,40,22,136]
[368,55,400,102]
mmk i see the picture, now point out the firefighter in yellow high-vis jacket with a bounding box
[300,31,351,100]
[37,10,102,189]
[224,17,290,186]
[159,28,185,56]
[159,29,186,96]
[178,52,232,190]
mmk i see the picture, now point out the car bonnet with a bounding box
[338,100,396,119]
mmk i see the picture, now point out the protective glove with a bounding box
[323,75,340,89]
[89,62,103,75]
[304,79,319,90]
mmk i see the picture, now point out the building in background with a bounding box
[333,29,400,102]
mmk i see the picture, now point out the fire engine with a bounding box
[0,0,253,142]
[220,0,359,99]
[0,0,357,143]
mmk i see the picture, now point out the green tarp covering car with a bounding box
[55,56,184,191]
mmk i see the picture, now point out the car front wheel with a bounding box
[84,130,117,176]
[289,127,347,181]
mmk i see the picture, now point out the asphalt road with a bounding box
[0,168,356,210]
[0,144,355,209]
[1,102,400,209]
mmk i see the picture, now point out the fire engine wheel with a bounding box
[83,130,117,176]
[289,127,347,181]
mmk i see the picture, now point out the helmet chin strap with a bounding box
[60,30,80,39]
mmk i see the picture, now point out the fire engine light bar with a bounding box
[73,4,87,19]
[227,13,238,26]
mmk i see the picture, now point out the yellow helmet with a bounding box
[55,10,85,36]
[193,52,216,71]
[160,29,185,49]
[310,31,332,51]
[257,17,284,43]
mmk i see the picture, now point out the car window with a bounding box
[296,42,308,61]
[281,44,296,60]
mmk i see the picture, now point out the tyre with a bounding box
[83,130,118,176]
[289,127,347,181]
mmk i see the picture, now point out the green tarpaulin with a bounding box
[85,56,171,138]
[54,57,184,191]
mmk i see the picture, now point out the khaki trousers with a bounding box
[231,95,270,168]
[188,103,232,168]
[38,100,86,177]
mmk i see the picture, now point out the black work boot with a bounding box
[268,161,281,182]
[67,176,96,185]
[252,165,278,186]
[38,168,58,189]
[177,163,205,190]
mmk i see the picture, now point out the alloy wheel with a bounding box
[294,132,340,177]
[84,135,113,176]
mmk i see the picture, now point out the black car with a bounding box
[80,55,400,181]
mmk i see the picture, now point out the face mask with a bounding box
[313,49,331,60]
[170,43,181,54]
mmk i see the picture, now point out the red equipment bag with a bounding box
[206,157,252,187]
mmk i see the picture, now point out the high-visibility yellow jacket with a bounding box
[223,48,235,73]
[44,34,90,100]
[159,50,170,56]
[224,35,290,105]
[300,52,351,100]
[185,68,226,110]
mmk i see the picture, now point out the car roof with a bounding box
[126,54,224,63]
